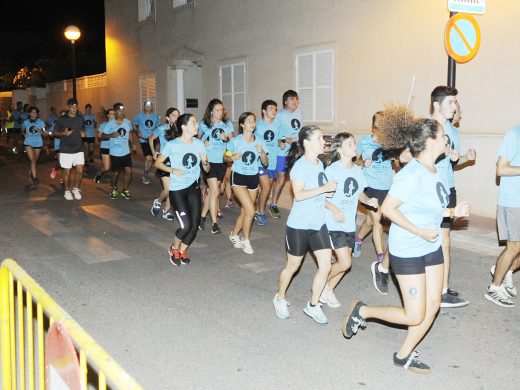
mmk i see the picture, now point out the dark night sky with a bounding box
[0,0,106,80]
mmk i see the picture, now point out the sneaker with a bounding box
[110,189,119,199]
[319,284,341,308]
[224,199,235,208]
[255,212,267,226]
[142,176,150,185]
[440,292,469,308]
[71,187,82,200]
[64,190,73,201]
[303,302,328,324]
[371,261,389,295]
[94,173,102,183]
[168,247,181,266]
[352,239,362,258]
[342,300,367,339]
[241,239,254,255]
[211,223,221,234]
[50,168,57,179]
[162,210,174,221]
[229,232,242,249]
[120,189,131,199]
[217,210,224,219]
[393,351,431,374]
[490,265,517,298]
[198,216,206,231]
[484,285,515,308]
[268,204,280,218]
[272,294,290,319]
[180,250,191,265]
[446,288,459,297]
[151,199,161,217]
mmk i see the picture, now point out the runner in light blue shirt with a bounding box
[22,106,46,184]
[133,100,160,184]
[94,108,116,184]
[82,104,97,164]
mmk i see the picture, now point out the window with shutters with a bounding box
[139,75,157,107]
[138,0,156,21]
[295,48,334,123]
[219,63,246,122]
[173,0,194,9]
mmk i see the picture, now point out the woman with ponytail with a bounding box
[272,125,338,324]
[319,133,379,308]
[343,109,470,373]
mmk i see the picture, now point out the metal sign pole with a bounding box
[447,11,456,87]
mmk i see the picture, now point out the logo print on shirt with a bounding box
[264,130,275,143]
[371,148,390,163]
[117,128,127,137]
[211,128,224,141]
[145,119,153,128]
[85,119,92,126]
[242,151,255,166]
[344,177,359,197]
[318,172,328,187]
[182,153,198,169]
[436,182,450,208]
[291,119,301,131]
[29,126,38,134]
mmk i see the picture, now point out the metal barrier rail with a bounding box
[0,258,143,389]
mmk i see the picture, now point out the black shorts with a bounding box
[82,137,95,144]
[155,157,171,178]
[24,145,42,150]
[100,148,110,155]
[205,162,227,182]
[110,154,132,172]
[231,171,259,191]
[441,187,457,228]
[389,246,444,275]
[285,225,332,257]
[363,187,388,211]
[140,142,153,157]
[329,231,355,249]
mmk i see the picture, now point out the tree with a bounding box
[11,67,46,89]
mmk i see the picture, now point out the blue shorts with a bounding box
[259,167,276,180]
[276,155,288,173]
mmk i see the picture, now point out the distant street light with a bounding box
[64,25,81,100]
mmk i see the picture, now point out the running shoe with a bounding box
[272,294,290,319]
[484,285,515,308]
[255,212,267,226]
[162,210,174,221]
[371,261,389,295]
[64,190,73,201]
[94,173,102,183]
[268,204,280,218]
[303,302,328,324]
[490,265,517,298]
[229,232,242,248]
[446,288,459,296]
[241,239,254,255]
[224,199,235,208]
[319,284,341,308]
[217,210,224,219]
[211,223,221,234]
[352,238,362,258]
[342,300,366,339]
[50,168,57,179]
[151,199,161,217]
[142,176,150,185]
[168,247,181,266]
[198,216,206,231]
[71,187,82,200]
[120,189,131,200]
[393,351,430,374]
[110,189,119,199]
[440,292,469,308]
[180,250,191,265]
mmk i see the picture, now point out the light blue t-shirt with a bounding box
[23,119,45,148]
[498,125,520,208]
[287,156,327,230]
[83,114,96,138]
[226,134,267,175]
[133,111,160,142]
[388,159,450,258]
[161,138,206,191]
[103,118,133,157]
[198,120,234,163]
[357,135,393,190]
[13,109,26,129]
[153,123,171,153]
[98,122,110,149]
[275,109,302,157]
[255,120,278,170]
[325,161,367,233]
[435,120,460,190]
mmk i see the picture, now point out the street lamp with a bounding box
[64,25,81,100]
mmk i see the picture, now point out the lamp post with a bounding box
[64,25,81,100]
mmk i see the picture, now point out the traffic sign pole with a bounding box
[447,11,457,87]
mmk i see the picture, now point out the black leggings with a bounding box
[169,182,202,246]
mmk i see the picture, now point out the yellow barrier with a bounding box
[0,259,143,390]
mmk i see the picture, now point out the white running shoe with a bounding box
[229,232,242,249]
[303,302,328,324]
[272,294,290,319]
[71,187,82,200]
[241,239,254,255]
[490,265,517,298]
[485,284,515,308]
[319,284,341,308]
[64,191,73,201]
